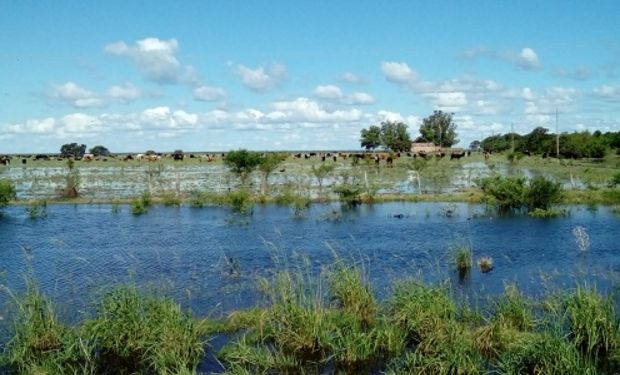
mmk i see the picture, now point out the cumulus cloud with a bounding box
[381,61,417,83]
[107,83,141,103]
[425,92,468,111]
[593,85,620,101]
[349,92,375,105]
[341,72,365,84]
[104,37,199,85]
[462,46,541,70]
[193,85,226,101]
[269,97,362,123]
[313,84,375,105]
[553,66,590,80]
[234,63,286,92]
[313,85,343,100]
[49,82,104,108]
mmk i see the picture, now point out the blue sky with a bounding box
[1,1,619,152]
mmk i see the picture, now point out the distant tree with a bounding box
[519,127,552,154]
[360,125,382,150]
[258,153,288,195]
[145,150,157,156]
[224,149,262,186]
[419,110,459,147]
[381,121,412,152]
[311,163,335,199]
[360,121,412,152]
[89,145,110,157]
[60,143,87,159]
[0,179,16,210]
[469,140,481,151]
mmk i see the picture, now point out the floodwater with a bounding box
[1,161,591,199]
[0,202,618,371]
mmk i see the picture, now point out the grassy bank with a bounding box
[3,264,620,374]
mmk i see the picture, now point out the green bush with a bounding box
[131,191,152,215]
[478,175,526,212]
[0,179,16,209]
[526,176,563,210]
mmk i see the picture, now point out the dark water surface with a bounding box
[0,202,619,370]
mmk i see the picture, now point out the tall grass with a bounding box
[5,268,620,373]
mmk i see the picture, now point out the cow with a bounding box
[123,154,134,161]
[386,155,394,167]
[450,152,466,160]
[81,153,95,161]
[0,156,10,166]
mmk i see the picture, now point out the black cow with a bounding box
[450,152,466,160]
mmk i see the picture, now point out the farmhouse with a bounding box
[410,142,441,155]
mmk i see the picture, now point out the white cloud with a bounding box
[341,72,365,84]
[313,85,343,100]
[381,61,417,83]
[59,113,104,136]
[349,92,375,105]
[516,48,540,70]
[522,87,536,101]
[108,83,141,103]
[593,85,620,101]
[193,85,226,101]
[140,106,199,129]
[462,46,541,70]
[49,82,104,108]
[5,118,56,134]
[554,66,590,80]
[104,37,196,84]
[425,92,468,111]
[269,97,362,123]
[234,63,286,92]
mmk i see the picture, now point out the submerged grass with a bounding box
[5,266,620,374]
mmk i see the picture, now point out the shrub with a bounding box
[526,176,563,210]
[452,246,472,277]
[86,286,206,374]
[478,175,526,212]
[131,192,152,215]
[0,179,16,210]
[477,257,493,273]
[226,189,253,213]
[26,200,47,219]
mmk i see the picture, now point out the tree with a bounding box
[419,110,458,147]
[311,163,335,199]
[60,143,87,159]
[0,179,16,210]
[224,149,262,186]
[359,121,412,152]
[469,140,481,151]
[381,121,412,152]
[89,145,110,157]
[258,153,287,195]
[519,127,552,154]
[360,125,382,150]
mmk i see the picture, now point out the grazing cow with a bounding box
[81,153,95,161]
[484,152,491,161]
[0,156,9,166]
[321,155,326,162]
[304,154,310,159]
[333,155,337,162]
[374,154,380,165]
[123,154,134,161]
[450,152,466,160]
[34,154,49,161]
[542,152,548,159]
[22,158,27,165]
[386,155,394,167]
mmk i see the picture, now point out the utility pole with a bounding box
[511,123,515,152]
[555,108,559,160]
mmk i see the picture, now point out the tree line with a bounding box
[478,127,620,158]
[360,110,459,152]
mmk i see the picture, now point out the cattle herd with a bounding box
[0,149,475,166]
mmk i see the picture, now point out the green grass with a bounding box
[6,271,620,374]
[453,246,473,276]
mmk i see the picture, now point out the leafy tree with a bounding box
[311,163,335,199]
[381,121,412,152]
[258,153,288,195]
[419,110,459,147]
[224,149,262,186]
[526,176,562,210]
[89,145,110,157]
[360,121,412,152]
[60,143,87,159]
[519,127,552,154]
[469,140,481,151]
[360,125,382,150]
[0,179,16,210]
